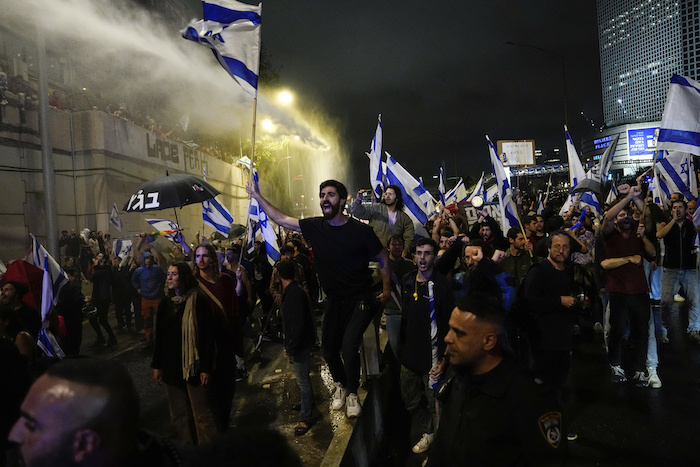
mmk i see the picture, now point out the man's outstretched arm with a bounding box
[246,179,301,232]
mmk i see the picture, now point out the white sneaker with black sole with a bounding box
[331,385,347,411]
[346,393,361,419]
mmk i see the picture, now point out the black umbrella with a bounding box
[570,178,603,196]
[124,173,220,212]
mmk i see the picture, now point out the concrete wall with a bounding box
[0,105,248,262]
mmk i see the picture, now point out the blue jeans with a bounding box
[293,348,315,422]
[661,268,700,332]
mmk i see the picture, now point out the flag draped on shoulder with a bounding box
[466,172,484,203]
[438,167,446,205]
[486,136,520,232]
[657,74,700,156]
[29,234,67,308]
[369,114,384,199]
[203,198,235,235]
[110,203,123,232]
[655,151,698,202]
[385,152,436,235]
[182,0,262,97]
[246,169,281,265]
[445,178,468,205]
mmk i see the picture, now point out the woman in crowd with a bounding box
[151,261,218,445]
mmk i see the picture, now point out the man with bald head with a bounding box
[9,359,179,466]
[426,296,565,466]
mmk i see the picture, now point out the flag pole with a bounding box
[639,150,660,230]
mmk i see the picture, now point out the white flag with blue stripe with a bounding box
[560,126,602,215]
[385,153,436,236]
[438,167,446,205]
[182,0,262,97]
[445,178,468,205]
[484,184,498,202]
[110,203,123,232]
[37,254,64,358]
[657,74,700,156]
[203,198,235,235]
[29,234,67,308]
[606,183,620,206]
[486,136,520,232]
[655,151,698,203]
[466,172,484,203]
[369,114,384,199]
[246,169,281,265]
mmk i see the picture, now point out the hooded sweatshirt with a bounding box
[131,253,166,299]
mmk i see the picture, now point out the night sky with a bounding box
[195,1,604,189]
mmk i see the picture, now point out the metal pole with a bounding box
[37,29,59,259]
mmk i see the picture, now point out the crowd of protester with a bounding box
[2,171,699,465]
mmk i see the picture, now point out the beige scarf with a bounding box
[172,289,199,380]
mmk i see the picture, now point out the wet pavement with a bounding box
[78,307,355,466]
[76,299,700,466]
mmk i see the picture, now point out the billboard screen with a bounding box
[627,127,659,158]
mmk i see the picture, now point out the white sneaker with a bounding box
[412,433,435,454]
[346,393,361,418]
[647,367,662,388]
[331,386,347,411]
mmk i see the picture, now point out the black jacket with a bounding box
[399,270,454,374]
[427,357,566,467]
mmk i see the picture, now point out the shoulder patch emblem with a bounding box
[538,411,562,448]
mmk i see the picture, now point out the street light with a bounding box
[506,41,568,126]
[278,90,294,106]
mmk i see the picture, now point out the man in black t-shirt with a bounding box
[247,179,391,419]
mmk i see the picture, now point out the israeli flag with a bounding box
[369,114,384,199]
[656,151,698,202]
[445,178,468,205]
[484,184,498,202]
[110,203,123,232]
[203,198,235,236]
[113,239,133,260]
[438,167,446,205]
[385,152,436,235]
[657,74,700,156]
[486,136,520,232]
[29,234,67,308]
[560,126,602,215]
[145,219,182,241]
[183,0,262,97]
[246,169,281,265]
[37,255,64,358]
[606,183,620,206]
[466,173,484,203]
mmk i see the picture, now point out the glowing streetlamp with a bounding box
[278,90,294,106]
[261,118,274,133]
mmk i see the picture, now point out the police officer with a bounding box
[427,295,566,466]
